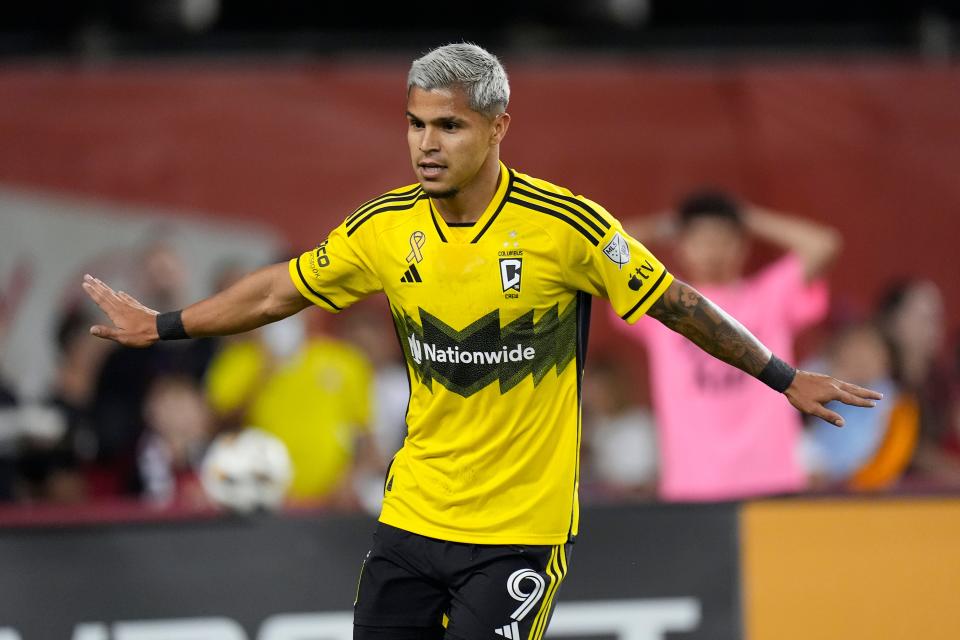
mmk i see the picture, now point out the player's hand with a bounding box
[81,274,159,348]
[784,370,883,427]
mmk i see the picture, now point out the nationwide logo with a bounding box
[393,303,578,397]
[408,336,534,366]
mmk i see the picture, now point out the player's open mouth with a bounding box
[419,163,446,179]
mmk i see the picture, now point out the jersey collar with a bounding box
[429,161,514,244]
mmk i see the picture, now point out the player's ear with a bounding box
[490,112,510,145]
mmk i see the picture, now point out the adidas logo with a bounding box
[494,621,520,639]
[400,264,423,283]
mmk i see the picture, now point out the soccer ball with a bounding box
[201,428,293,513]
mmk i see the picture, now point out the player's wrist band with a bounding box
[156,310,190,341]
[758,354,796,393]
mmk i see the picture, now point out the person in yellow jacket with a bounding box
[205,314,376,503]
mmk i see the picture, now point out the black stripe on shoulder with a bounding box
[347,194,425,236]
[470,169,515,243]
[506,197,602,246]
[512,175,611,231]
[295,257,341,311]
[346,185,422,226]
[512,186,607,240]
[429,202,447,242]
[620,270,668,321]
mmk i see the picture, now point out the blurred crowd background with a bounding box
[1,0,959,514]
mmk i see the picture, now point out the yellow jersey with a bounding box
[290,162,672,544]
[205,337,373,500]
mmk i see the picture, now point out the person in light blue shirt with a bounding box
[806,323,898,482]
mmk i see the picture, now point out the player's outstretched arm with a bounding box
[82,263,310,348]
[647,278,883,427]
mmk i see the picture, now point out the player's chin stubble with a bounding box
[422,186,459,199]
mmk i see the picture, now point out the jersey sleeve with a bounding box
[288,220,383,312]
[564,197,673,323]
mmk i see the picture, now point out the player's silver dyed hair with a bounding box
[407,43,510,117]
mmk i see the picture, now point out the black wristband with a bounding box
[156,310,190,341]
[758,354,796,393]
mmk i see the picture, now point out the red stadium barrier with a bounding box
[0,60,957,330]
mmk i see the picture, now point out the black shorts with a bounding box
[354,523,572,640]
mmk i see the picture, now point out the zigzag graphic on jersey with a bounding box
[392,302,577,398]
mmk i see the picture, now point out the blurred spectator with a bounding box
[877,280,946,393]
[0,263,27,500]
[876,279,960,484]
[943,341,960,468]
[803,323,907,489]
[139,239,188,310]
[338,303,409,461]
[204,312,377,507]
[616,191,839,501]
[337,303,409,514]
[14,308,106,503]
[0,376,15,502]
[85,240,218,497]
[581,358,657,498]
[138,375,212,507]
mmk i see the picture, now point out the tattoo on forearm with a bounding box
[647,280,770,376]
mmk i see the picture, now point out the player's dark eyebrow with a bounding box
[405,111,465,126]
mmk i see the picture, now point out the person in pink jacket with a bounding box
[617,191,841,501]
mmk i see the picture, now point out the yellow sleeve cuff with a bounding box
[288,256,342,312]
[621,270,674,324]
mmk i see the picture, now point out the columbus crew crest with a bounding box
[499,258,522,292]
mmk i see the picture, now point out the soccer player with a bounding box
[83,43,882,640]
